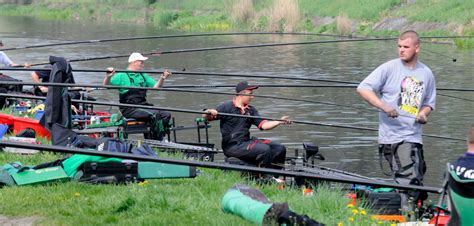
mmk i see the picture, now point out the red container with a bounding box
[94,111,111,122]
[0,113,14,126]
[429,214,450,226]
[13,117,50,139]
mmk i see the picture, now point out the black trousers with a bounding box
[226,139,286,169]
[120,106,171,140]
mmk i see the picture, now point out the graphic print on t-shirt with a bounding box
[399,76,423,115]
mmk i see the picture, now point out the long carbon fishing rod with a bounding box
[0,93,465,142]
[0,32,352,51]
[2,33,471,52]
[0,67,359,84]
[1,81,470,113]
[0,140,443,193]
[21,36,474,66]
[0,81,368,111]
[2,67,474,92]
[25,38,399,66]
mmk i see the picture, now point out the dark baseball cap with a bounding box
[235,81,258,93]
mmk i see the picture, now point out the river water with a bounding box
[1,16,473,187]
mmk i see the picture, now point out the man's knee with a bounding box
[277,145,286,155]
[253,145,272,162]
[156,111,171,122]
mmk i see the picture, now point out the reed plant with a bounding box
[336,14,352,35]
[264,0,300,32]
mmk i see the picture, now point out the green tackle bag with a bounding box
[0,163,18,187]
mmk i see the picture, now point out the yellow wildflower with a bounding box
[346,204,354,208]
[337,223,343,226]
[360,210,367,215]
[348,217,354,222]
[74,192,80,197]
[352,209,359,215]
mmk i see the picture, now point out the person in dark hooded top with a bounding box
[40,56,75,145]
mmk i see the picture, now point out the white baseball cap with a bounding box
[128,52,148,63]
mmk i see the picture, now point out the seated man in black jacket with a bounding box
[204,81,291,169]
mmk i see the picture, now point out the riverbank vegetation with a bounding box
[0,0,473,48]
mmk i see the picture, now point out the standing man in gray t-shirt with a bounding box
[357,30,436,202]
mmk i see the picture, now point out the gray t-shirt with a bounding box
[358,58,436,144]
[0,52,13,66]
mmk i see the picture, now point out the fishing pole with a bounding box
[24,38,402,66]
[0,93,466,142]
[0,81,468,118]
[0,74,474,92]
[2,68,474,92]
[2,33,471,52]
[0,32,353,51]
[0,140,443,193]
[0,82,411,120]
[0,67,360,85]
[0,82,470,120]
[166,84,357,88]
[0,81,368,111]
[21,35,474,66]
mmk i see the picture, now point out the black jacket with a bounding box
[40,56,75,145]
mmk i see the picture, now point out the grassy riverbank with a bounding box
[0,105,392,225]
[0,0,473,47]
[0,151,398,225]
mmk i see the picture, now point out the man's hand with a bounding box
[382,105,399,118]
[416,112,428,124]
[105,67,115,78]
[161,69,172,79]
[279,116,292,125]
[39,86,48,93]
[206,109,218,117]
[203,109,218,121]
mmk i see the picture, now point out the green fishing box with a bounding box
[11,166,69,185]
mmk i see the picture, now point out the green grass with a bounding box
[0,151,396,225]
[298,0,401,21]
[395,0,474,24]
